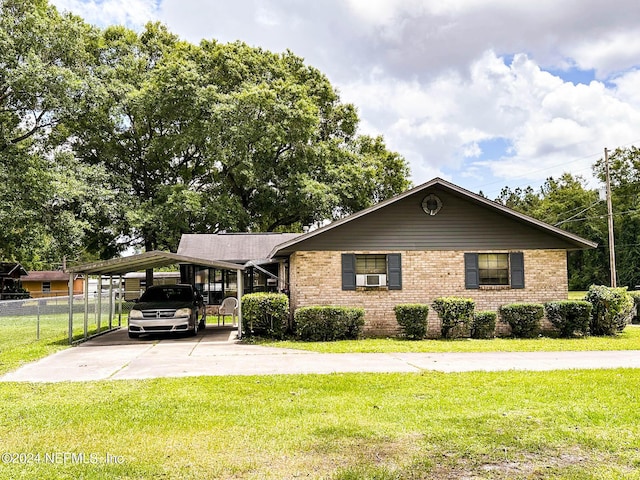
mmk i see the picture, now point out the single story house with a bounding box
[20,271,84,298]
[178,178,597,336]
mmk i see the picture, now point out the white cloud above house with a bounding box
[50,0,640,198]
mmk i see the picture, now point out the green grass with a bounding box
[0,310,123,376]
[258,325,640,353]
[568,291,588,300]
[1,370,640,479]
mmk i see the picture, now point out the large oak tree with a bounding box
[0,0,113,268]
[70,23,411,254]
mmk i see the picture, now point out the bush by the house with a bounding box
[544,300,592,337]
[629,291,640,324]
[431,297,475,339]
[241,293,289,339]
[471,311,497,339]
[499,303,544,338]
[394,304,429,339]
[585,285,634,336]
[294,306,365,341]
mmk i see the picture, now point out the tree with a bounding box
[594,146,640,289]
[70,28,411,254]
[0,0,107,267]
[495,173,608,289]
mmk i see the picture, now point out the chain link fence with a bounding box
[0,294,135,345]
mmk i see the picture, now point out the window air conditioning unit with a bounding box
[356,274,387,287]
[266,278,278,287]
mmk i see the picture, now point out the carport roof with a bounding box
[66,250,245,276]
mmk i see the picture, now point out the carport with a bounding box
[66,251,245,344]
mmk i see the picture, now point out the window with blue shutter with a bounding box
[465,252,525,289]
[342,253,401,290]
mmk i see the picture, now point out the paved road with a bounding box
[2,327,640,383]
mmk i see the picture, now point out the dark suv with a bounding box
[128,284,206,338]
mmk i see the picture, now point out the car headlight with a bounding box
[129,309,143,319]
[175,308,192,317]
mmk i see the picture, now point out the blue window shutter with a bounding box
[342,254,356,290]
[464,253,479,289]
[387,254,402,290]
[510,252,525,289]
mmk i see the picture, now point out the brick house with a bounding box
[180,178,596,336]
[270,178,596,336]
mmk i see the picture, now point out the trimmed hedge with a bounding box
[629,291,640,324]
[499,303,544,338]
[471,311,497,339]
[294,306,365,341]
[241,293,289,339]
[544,300,592,337]
[394,304,429,339]
[585,285,634,336]
[431,297,475,339]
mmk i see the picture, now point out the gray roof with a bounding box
[270,177,598,256]
[178,233,302,263]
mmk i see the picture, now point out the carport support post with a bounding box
[68,273,74,344]
[118,275,123,327]
[83,275,89,340]
[108,275,114,330]
[237,268,243,339]
[97,275,102,334]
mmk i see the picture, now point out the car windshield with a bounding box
[139,287,192,302]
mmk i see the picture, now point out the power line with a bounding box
[554,201,602,226]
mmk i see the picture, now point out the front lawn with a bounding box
[259,325,640,353]
[0,311,121,376]
[1,370,639,479]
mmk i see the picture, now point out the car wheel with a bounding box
[128,331,140,339]
[190,317,199,336]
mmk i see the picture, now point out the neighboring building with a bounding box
[121,272,180,300]
[20,271,83,298]
[0,262,28,299]
[179,178,597,336]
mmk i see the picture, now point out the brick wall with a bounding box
[289,250,567,337]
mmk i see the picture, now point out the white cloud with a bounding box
[52,0,158,27]
[567,32,640,79]
[613,69,640,107]
[48,0,640,194]
[341,51,640,191]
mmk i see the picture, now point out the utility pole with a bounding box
[604,147,617,287]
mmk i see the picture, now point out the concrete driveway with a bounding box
[2,327,640,383]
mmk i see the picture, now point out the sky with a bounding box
[49,0,640,199]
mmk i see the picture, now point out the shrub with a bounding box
[431,297,475,339]
[629,292,640,324]
[544,300,592,337]
[471,311,497,339]
[241,293,289,339]
[394,304,429,340]
[294,306,365,341]
[499,303,544,338]
[585,285,634,336]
